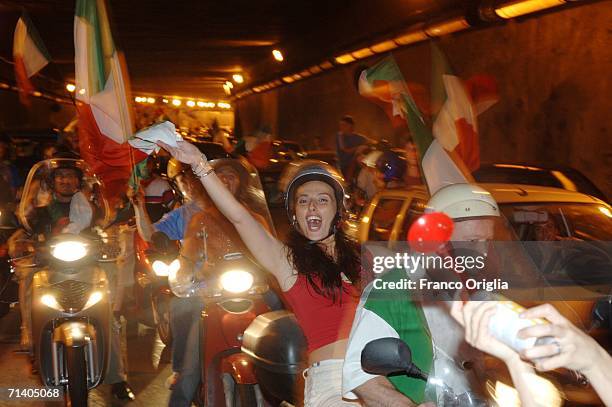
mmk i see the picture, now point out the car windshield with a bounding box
[500,202,612,241]
[474,166,563,188]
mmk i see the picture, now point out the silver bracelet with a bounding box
[192,157,212,178]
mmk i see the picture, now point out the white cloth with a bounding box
[62,191,93,234]
[128,121,182,155]
[303,359,362,406]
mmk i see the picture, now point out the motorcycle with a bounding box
[15,158,116,406]
[168,157,286,406]
[134,232,179,345]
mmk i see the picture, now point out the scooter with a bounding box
[28,233,113,406]
[169,251,284,406]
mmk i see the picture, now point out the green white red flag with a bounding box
[358,55,470,195]
[430,44,499,172]
[12,12,50,106]
[74,0,147,201]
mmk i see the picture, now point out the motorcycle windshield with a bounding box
[18,159,109,234]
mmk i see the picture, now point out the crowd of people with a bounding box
[1,116,610,407]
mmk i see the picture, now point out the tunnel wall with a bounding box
[0,90,76,131]
[235,1,612,199]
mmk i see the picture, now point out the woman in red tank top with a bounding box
[159,138,363,406]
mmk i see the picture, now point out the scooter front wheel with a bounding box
[64,346,88,407]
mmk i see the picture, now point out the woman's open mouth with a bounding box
[306,215,322,232]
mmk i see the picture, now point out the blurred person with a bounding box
[404,140,421,187]
[375,150,407,190]
[355,150,384,203]
[343,183,501,406]
[159,138,363,406]
[247,125,274,170]
[336,115,368,178]
[132,159,208,399]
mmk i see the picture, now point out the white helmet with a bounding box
[426,183,499,219]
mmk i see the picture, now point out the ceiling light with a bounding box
[334,53,356,64]
[32,91,42,97]
[370,40,398,53]
[425,17,470,37]
[253,87,262,93]
[394,30,428,45]
[172,99,181,106]
[232,74,244,84]
[309,65,322,74]
[495,0,565,19]
[134,97,141,102]
[197,101,205,107]
[319,61,334,70]
[225,81,234,89]
[223,84,231,95]
[162,98,169,103]
[272,49,284,62]
[351,47,374,59]
[299,70,312,78]
[282,76,295,83]
[147,97,155,103]
[78,88,86,95]
[292,74,302,81]
[186,100,195,107]
[66,83,76,92]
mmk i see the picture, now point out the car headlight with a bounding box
[82,291,104,310]
[51,241,88,262]
[220,270,254,294]
[152,259,180,277]
[41,294,64,311]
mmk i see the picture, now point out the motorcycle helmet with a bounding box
[282,160,347,230]
[375,150,407,182]
[48,157,85,188]
[426,183,499,219]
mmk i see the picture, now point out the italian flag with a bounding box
[74,0,147,201]
[358,56,470,195]
[431,44,489,173]
[12,12,50,106]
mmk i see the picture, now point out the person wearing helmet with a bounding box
[342,183,501,405]
[158,139,363,406]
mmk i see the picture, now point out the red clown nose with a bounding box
[407,212,454,253]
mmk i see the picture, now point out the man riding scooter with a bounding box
[9,156,135,400]
[342,183,503,406]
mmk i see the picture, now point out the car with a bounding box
[353,184,612,405]
[473,163,608,202]
[304,150,338,167]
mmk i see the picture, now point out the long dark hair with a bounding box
[286,226,361,303]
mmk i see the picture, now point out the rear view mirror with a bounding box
[361,337,427,381]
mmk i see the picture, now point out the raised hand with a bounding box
[157,140,205,167]
[519,303,606,373]
[451,301,518,363]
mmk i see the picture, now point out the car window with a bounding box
[474,167,563,188]
[500,203,612,241]
[368,197,405,241]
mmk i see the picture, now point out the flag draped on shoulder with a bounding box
[74,0,139,200]
[13,12,50,106]
[358,55,470,195]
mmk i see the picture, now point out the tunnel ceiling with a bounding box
[0,0,464,99]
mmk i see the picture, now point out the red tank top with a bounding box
[282,274,359,353]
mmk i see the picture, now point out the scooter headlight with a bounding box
[82,291,104,310]
[41,294,64,311]
[152,258,180,277]
[51,241,88,262]
[220,270,254,294]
